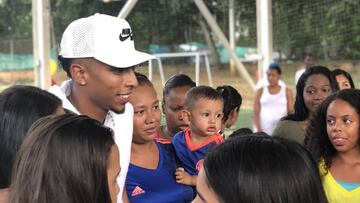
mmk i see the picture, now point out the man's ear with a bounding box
[181,109,191,125]
[69,63,87,86]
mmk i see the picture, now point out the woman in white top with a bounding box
[253,63,294,134]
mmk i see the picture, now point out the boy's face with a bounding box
[185,98,224,137]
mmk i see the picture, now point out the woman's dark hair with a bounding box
[283,66,338,121]
[162,74,196,104]
[305,89,360,171]
[268,62,282,75]
[203,134,328,203]
[331,68,355,88]
[216,85,242,124]
[135,72,153,87]
[0,85,62,188]
[10,114,115,203]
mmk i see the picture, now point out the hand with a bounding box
[175,167,197,186]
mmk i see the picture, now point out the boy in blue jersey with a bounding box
[173,86,224,186]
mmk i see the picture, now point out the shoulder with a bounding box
[273,120,297,135]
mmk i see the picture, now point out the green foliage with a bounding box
[0,0,359,59]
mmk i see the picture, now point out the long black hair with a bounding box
[10,114,115,203]
[203,134,328,203]
[0,85,62,188]
[216,85,242,124]
[283,66,338,121]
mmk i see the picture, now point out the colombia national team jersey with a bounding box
[172,128,224,176]
[125,141,194,203]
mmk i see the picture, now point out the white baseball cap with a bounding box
[59,13,154,68]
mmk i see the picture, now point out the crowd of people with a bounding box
[0,13,359,203]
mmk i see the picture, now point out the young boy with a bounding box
[173,86,224,186]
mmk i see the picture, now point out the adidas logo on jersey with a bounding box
[131,186,145,196]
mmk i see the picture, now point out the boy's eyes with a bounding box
[202,113,210,117]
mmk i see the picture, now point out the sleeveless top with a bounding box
[320,161,360,203]
[260,86,288,134]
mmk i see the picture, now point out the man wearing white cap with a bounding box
[49,13,154,203]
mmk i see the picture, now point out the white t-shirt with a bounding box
[49,80,133,203]
[295,68,306,85]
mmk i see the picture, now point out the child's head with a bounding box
[306,89,360,169]
[331,68,355,89]
[288,66,338,121]
[216,85,242,129]
[182,86,224,137]
[162,74,196,134]
[10,114,119,203]
[131,72,161,143]
[193,134,327,203]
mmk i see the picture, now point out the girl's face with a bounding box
[163,86,192,134]
[266,68,280,86]
[130,84,161,143]
[303,74,332,114]
[192,168,220,203]
[326,99,360,153]
[107,145,121,203]
[335,74,351,90]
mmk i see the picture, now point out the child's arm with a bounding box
[175,167,197,186]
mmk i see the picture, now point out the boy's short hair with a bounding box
[184,86,223,110]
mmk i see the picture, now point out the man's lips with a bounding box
[116,94,130,103]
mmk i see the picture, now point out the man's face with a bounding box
[82,59,138,114]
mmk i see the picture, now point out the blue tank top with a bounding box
[125,142,195,203]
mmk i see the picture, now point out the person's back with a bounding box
[192,134,328,203]
[0,85,63,203]
[9,114,120,203]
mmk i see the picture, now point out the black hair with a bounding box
[58,55,72,78]
[162,74,196,105]
[203,134,328,203]
[268,64,282,75]
[10,114,115,203]
[283,66,338,121]
[184,85,223,110]
[331,68,355,88]
[135,72,153,87]
[216,85,242,124]
[227,128,253,138]
[305,89,360,171]
[0,85,62,188]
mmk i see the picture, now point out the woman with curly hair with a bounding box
[306,89,360,203]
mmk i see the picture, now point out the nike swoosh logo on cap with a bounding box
[119,28,133,41]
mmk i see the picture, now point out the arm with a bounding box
[252,88,263,132]
[122,187,130,203]
[286,88,294,114]
[175,167,197,186]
